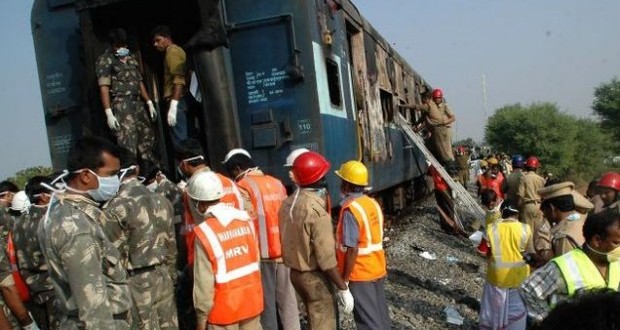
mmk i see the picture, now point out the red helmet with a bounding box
[598,172,620,191]
[292,151,331,186]
[432,88,443,99]
[525,156,540,169]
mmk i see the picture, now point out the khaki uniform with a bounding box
[38,192,131,329]
[505,170,523,203]
[279,188,337,330]
[456,153,470,185]
[550,213,586,257]
[517,171,550,253]
[103,178,178,329]
[13,205,59,329]
[418,101,455,163]
[96,49,155,163]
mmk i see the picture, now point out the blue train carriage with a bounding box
[31,0,429,208]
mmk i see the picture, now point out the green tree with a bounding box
[593,78,620,145]
[6,166,54,189]
[485,102,613,181]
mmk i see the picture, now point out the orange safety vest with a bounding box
[7,232,30,301]
[237,173,287,259]
[479,173,505,199]
[336,195,387,281]
[194,215,263,325]
[183,173,244,265]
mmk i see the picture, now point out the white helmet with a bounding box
[187,172,224,201]
[10,191,31,213]
[222,148,252,164]
[284,148,310,167]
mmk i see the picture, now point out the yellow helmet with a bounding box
[480,160,488,169]
[335,160,369,186]
[487,157,499,166]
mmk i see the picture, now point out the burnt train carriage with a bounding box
[32,0,430,205]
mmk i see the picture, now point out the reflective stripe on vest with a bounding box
[336,195,387,281]
[196,222,260,283]
[239,175,285,259]
[553,248,620,296]
[193,215,263,325]
[486,221,531,288]
[348,201,384,255]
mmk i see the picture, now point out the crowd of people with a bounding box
[461,151,619,329]
[0,136,392,330]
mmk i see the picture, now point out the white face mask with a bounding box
[567,212,581,221]
[85,169,120,202]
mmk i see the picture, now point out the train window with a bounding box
[325,58,342,108]
[380,89,394,122]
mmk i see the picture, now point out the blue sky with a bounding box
[1,0,619,179]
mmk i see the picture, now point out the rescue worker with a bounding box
[38,137,131,328]
[13,176,58,329]
[586,179,605,213]
[455,146,470,186]
[596,172,619,212]
[480,189,502,228]
[335,160,391,330]
[283,148,309,194]
[96,28,157,163]
[279,152,354,329]
[539,182,588,257]
[188,171,263,330]
[477,157,506,199]
[426,88,456,165]
[0,231,39,330]
[479,200,531,330]
[175,139,245,330]
[0,181,18,241]
[427,163,461,234]
[102,148,178,329]
[223,149,300,330]
[505,155,525,203]
[402,89,455,164]
[152,25,188,148]
[519,206,620,322]
[176,139,245,265]
[517,156,552,267]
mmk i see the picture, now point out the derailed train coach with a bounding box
[32,0,431,208]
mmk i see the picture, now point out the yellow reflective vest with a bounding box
[553,248,620,296]
[486,219,531,288]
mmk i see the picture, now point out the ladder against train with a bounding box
[395,113,485,232]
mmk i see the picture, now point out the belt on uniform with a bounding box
[112,94,141,99]
[524,200,541,205]
[128,264,159,277]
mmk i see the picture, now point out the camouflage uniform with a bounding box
[0,229,20,328]
[38,192,132,329]
[96,49,156,163]
[0,207,13,243]
[102,178,179,329]
[13,205,59,329]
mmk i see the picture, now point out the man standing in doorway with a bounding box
[152,25,188,148]
[96,28,157,163]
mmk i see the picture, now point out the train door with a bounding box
[225,11,311,181]
[81,0,202,172]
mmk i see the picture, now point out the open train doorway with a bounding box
[81,0,203,174]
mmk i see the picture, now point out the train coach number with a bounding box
[297,119,312,135]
